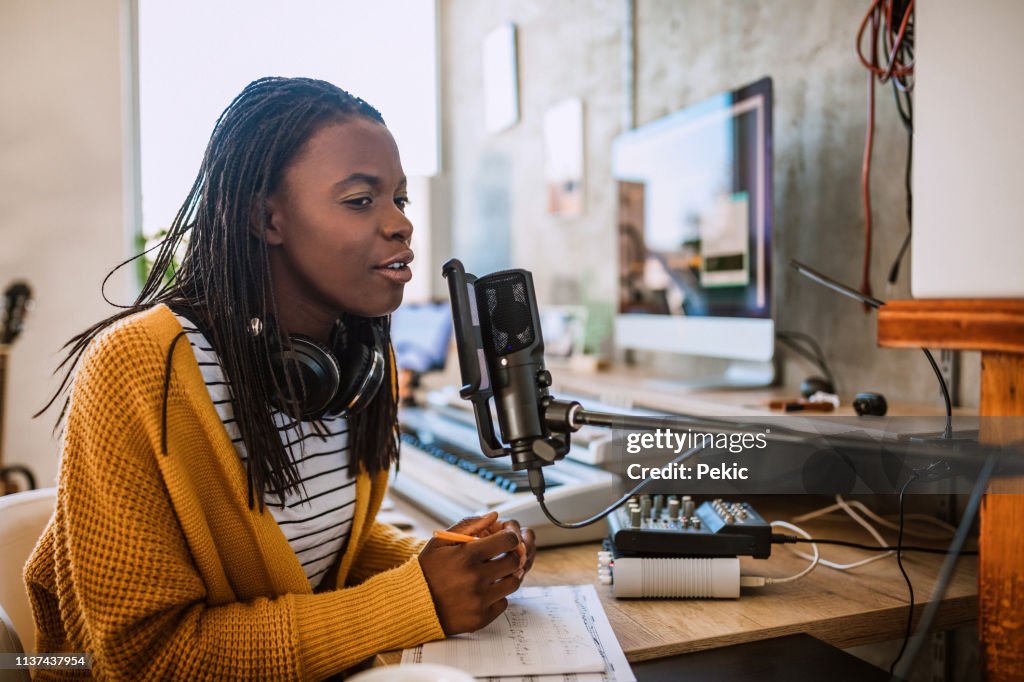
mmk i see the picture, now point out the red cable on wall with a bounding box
[856,0,915,307]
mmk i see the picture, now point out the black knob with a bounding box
[536,369,552,388]
[532,438,557,458]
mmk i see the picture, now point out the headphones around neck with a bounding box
[169,302,387,421]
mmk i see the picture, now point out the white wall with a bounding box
[913,0,1024,298]
[0,0,131,487]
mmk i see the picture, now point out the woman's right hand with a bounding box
[418,511,524,635]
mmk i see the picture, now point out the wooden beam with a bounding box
[877,300,1024,680]
[877,300,1024,353]
[979,352,1024,680]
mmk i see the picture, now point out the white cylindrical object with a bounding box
[611,557,740,599]
[349,664,475,682]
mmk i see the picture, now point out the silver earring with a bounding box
[248,317,264,337]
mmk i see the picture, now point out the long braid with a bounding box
[40,77,399,509]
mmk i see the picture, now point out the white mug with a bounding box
[348,663,476,682]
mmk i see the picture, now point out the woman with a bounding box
[26,77,536,680]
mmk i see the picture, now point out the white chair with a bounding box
[0,488,57,659]
[1,602,31,682]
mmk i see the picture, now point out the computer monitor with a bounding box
[391,301,453,374]
[613,77,774,386]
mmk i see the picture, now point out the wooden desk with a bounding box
[381,496,977,665]
[547,365,966,419]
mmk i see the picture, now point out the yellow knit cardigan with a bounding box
[24,304,445,680]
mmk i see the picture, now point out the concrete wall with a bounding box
[0,0,987,489]
[439,0,979,408]
[0,0,131,487]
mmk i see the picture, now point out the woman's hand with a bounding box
[453,515,537,578]
[490,519,536,578]
[418,512,524,635]
[509,521,537,575]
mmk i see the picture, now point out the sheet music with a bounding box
[402,585,635,682]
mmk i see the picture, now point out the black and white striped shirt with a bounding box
[176,314,356,589]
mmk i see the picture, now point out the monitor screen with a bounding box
[612,78,774,367]
[391,301,453,373]
[615,77,772,321]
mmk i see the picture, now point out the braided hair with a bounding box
[41,77,400,508]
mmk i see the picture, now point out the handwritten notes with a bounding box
[402,585,635,681]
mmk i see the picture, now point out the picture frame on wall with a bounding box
[482,22,519,134]
[543,97,584,216]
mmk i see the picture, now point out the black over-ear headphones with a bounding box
[168,302,387,421]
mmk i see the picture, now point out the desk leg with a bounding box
[979,351,1024,680]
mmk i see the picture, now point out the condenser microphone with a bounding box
[473,269,557,469]
[442,260,573,476]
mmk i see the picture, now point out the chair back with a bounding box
[0,488,56,657]
[0,603,31,682]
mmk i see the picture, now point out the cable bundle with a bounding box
[855,0,915,296]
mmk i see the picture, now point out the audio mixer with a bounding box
[608,495,772,558]
[599,496,772,598]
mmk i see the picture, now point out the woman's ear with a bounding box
[258,195,286,246]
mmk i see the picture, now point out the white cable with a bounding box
[790,495,954,570]
[744,521,819,585]
[791,501,844,524]
[793,495,956,540]
[789,496,894,570]
[841,497,956,540]
[788,543,893,571]
[752,498,954,584]
[836,495,889,546]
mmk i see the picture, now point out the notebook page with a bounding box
[403,586,606,677]
[478,585,637,682]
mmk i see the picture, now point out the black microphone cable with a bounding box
[889,472,919,676]
[920,348,954,440]
[892,452,997,680]
[527,443,707,529]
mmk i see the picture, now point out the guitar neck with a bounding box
[0,349,7,467]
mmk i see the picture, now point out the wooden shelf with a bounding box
[878,299,1024,354]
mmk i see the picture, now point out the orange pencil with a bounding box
[435,528,527,572]
[433,529,479,543]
